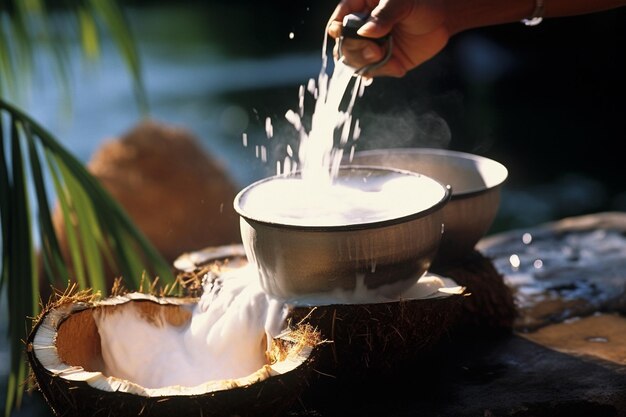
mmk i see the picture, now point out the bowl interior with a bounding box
[234,166,450,229]
[348,148,508,198]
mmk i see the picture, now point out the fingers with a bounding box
[333,39,406,79]
[327,20,343,39]
[335,38,385,70]
[358,0,409,38]
[327,0,371,39]
[326,0,412,78]
[364,58,407,78]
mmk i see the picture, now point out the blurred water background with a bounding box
[2,1,625,415]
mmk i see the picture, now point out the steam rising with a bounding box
[358,109,451,150]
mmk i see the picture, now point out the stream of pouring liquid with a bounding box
[295,56,364,184]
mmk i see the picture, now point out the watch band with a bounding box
[521,0,545,26]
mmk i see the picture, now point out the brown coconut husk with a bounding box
[431,250,518,333]
[287,293,465,381]
[26,284,320,417]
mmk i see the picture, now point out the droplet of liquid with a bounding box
[265,117,273,139]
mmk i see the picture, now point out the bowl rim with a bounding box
[349,147,508,199]
[233,165,451,231]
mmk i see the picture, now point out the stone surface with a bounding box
[521,313,626,366]
[479,211,626,333]
[292,333,626,417]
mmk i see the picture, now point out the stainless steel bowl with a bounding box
[233,166,451,300]
[348,148,508,264]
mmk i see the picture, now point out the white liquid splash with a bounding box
[295,61,362,184]
[96,267,461,389]
[97,265,288,389]
[94,30,446,390]
[281,31,367,185]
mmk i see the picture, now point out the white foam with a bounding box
[96,265,288,389]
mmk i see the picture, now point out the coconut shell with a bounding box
[431,250,517,332]
[174,248,466,381]
[26,291,319,417]
[287,293,464,380]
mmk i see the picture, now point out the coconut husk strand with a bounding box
[26,289,320,417]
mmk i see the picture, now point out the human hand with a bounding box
[327,0,451,77]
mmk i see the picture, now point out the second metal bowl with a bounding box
[349,148,508,264]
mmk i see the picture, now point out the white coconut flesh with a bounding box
[30,292,315,397]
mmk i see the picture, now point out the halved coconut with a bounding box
[176,246,467,380]
[286,281,465,380]
[26,289,319,417]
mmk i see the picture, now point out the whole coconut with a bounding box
[42,120,241,300]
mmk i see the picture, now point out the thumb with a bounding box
[357,0,408,38]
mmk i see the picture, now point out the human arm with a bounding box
[327,0,626,77]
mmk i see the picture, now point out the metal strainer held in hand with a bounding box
[338,12,393,76]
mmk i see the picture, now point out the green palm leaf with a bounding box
[5,116,36,417]
[26,129,69,288]
[0,1,166,415]
[1,100,176,417]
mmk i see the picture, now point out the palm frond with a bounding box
[1,98,175,416]
[26,127,69,285]
[0,1,160,415]
[4,114,35,417]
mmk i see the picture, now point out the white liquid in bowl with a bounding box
[236,169,448,227]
